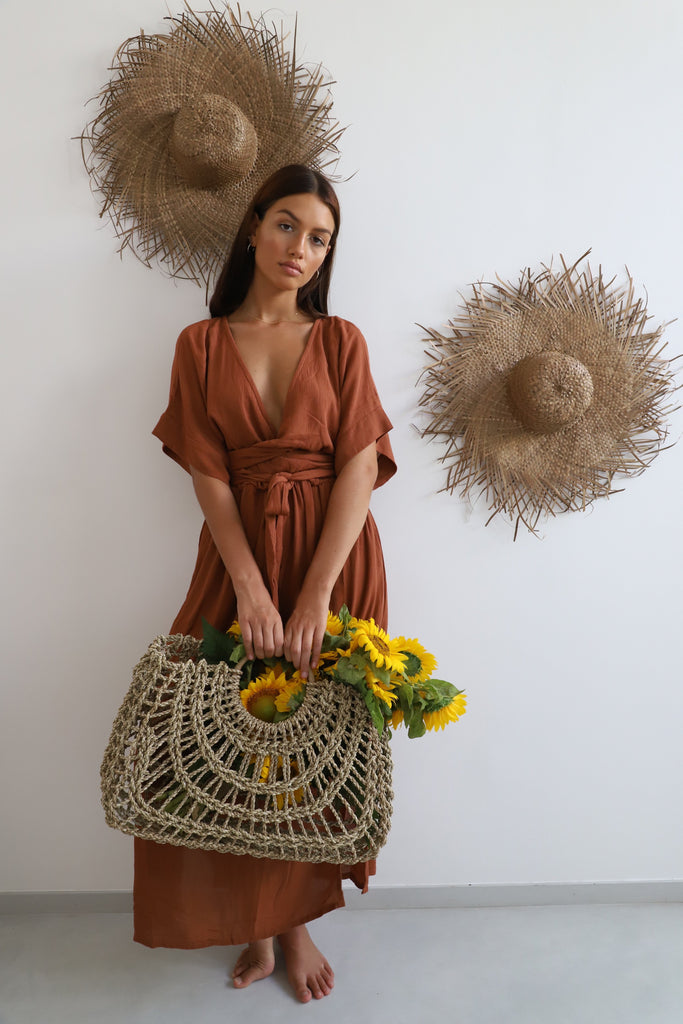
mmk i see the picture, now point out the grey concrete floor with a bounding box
[1,903,682,1024]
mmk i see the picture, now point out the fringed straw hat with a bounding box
[420,251,678,539]
[80,4,344,286]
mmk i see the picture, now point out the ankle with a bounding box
[277,924,307,946]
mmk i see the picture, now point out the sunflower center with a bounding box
[245,687,281,722]
[507,351,594,433]
[370,635,390,656]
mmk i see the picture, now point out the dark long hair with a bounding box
[209,165,340,319]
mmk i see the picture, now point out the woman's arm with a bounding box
[283,441,378,677]
[189,468,284,661]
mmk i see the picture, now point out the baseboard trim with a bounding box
[2,881,682,915]
[342,880,683,911]
[0,891,134,914]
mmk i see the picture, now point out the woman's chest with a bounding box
[207,331,342,446]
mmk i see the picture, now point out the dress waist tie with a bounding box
[227,448,336,611]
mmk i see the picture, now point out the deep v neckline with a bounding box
[223,317,321,437]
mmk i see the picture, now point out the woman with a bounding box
[134,164,396,1002]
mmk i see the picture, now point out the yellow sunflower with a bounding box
[326,612,344,636]
[227,620,242,639]
[351,619,407,674]
[258,755,304,808]
[275,788,304,809]
[275,760,304,809]
[397,637,437,684]
[240,670,289,722]
[321,647,352,670]
[317,612,346,664]
[423,694,467,731]
[269,661,304,684]
[390,708,404,729]
[364,666,398,707]
[274,676,305,713]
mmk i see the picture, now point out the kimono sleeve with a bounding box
[152,323,231,485]
[334,324,397,489]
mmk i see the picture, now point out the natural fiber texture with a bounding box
[420,251,678,538]
[101,635,393,863]
[80,3,344,286]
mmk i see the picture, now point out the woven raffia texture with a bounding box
[420,252,678,538]
[101,635,393,863]
[80,3,344,286]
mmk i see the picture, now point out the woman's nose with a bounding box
[288,233,305,256]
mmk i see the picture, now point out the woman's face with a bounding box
[250,193,335,293]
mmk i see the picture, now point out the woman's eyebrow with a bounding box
[275,208,332,237]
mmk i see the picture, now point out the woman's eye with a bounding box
[278,222,293,231]
[311,236,325,247]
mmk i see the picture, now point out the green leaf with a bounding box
[363,689,384,735]
[369,663,392,686]
[332,657,365,687]
[421,679,459,711]
[398,684,414,711]
[200,618,237,664]
[320,631,343,655]
[407,709,426,739]
[400,651,423,679]
[229,642,246,664]
[239,660,255,688]
[337,605,351,627]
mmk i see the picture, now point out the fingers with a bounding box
[272,618,285,660]
[283,628,300,673]
[241,623,255,662]
[251,623,264,660]
[309,627,324,675]
[236,599,284,662]
[246,620,284,660]
[284,623,324,679]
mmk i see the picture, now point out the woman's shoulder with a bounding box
[175,316,222,343]
[172,317,225,360]
[319,314,363,335]
[318,315,368,353]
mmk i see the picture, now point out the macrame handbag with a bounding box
[100,635,394,863]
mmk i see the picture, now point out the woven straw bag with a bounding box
[100,635,393,863]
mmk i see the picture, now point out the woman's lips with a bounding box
[280,262,303,276]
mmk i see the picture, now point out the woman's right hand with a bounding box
[235,584,284,661]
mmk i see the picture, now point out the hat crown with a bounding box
[507,351,594,434]
[168,93,258,189]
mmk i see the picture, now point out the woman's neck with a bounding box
[234,279,306,325]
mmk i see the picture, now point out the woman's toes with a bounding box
[296,983,312,1003]
[231,941,275,988]
[310,980,323,1000]
[322,964,335,987]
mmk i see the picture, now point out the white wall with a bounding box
[2,0,682,892]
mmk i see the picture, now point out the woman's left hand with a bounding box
[284,588,330,679]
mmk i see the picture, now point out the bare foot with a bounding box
[277,924,334,1003]
[232,937,275,989]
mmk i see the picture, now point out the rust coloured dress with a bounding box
[133,314,396,949]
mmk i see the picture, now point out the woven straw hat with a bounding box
[80,4,343,286]
[420,252,677,538]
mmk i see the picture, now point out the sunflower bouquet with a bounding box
[201,606,466,739]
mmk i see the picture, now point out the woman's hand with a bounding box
[284,586,330,679]
[235,584,284,661]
